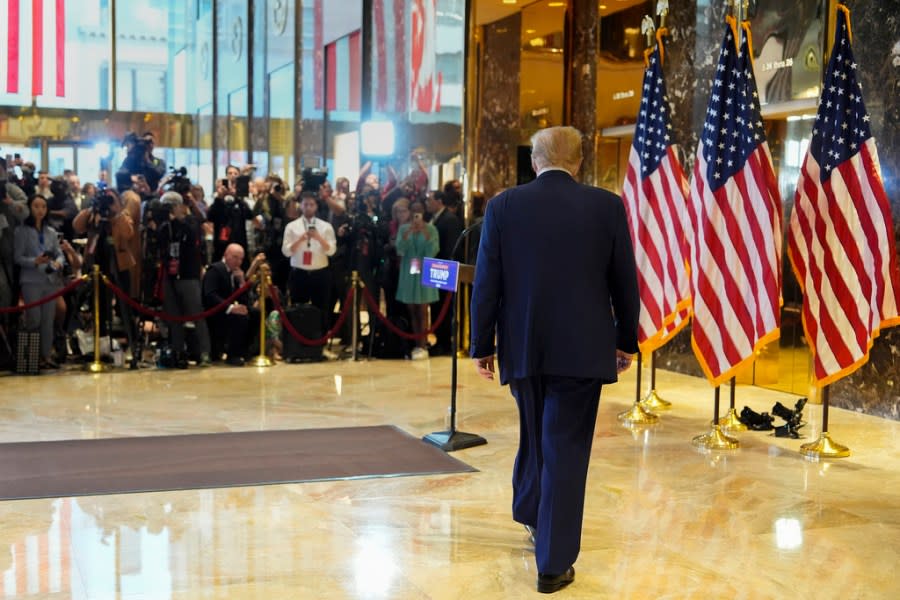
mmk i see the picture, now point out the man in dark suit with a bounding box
[202,243,265,365]
[470,126,640,594]
[427,190,464,355]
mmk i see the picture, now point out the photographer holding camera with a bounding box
[73,185,140,366]
[116,132,167,193]
[207,172,253,264]
[156,191,210,368]
[14,195,67,369]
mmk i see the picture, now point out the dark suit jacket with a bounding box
[432,208,464,262]
[470,170,640,385]
[202,261,250,309]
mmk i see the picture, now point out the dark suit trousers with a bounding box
[509,375,602,574]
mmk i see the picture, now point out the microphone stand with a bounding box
[423,222,487,452]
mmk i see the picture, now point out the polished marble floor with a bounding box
[0,357,898,599]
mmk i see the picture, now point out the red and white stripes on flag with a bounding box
[2,0,66,97]
[325,31,361,114]
[373,0,408,114]
[787,5,900,386]
[687,18,783,386]
[621,45,692,353]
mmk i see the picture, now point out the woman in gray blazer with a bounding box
[14,195,66,369]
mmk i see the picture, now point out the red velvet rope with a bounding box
[360,285,453,341]
[0,276,87,314]
[104,276,256,323]
[270,285,354,346]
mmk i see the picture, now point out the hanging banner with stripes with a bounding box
[686,17,783,386]
[621,43,691,354]
[1,0,66,97]
[325,31,361,117]
[787,4,900,387]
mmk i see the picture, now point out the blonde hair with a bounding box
[530,126,583,173]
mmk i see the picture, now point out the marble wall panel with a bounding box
[477,14,521,198]
[570,0,599,186]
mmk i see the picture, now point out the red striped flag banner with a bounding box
[325,31,361,115]
[686,17,783,386]
[2,0,66,97]
[787,4,900,387]
[621,44,691,353]
[373,0,408,114]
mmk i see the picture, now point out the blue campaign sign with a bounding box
[421,258,460,291]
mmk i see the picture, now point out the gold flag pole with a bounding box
[618,352,660,425]
[692,387,740,449]
[250,264,273,368]
[88,264,106,373]
[800,385,850,458]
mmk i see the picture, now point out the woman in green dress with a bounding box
[395,200,439,360]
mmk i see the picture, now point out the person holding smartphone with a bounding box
[14,195,67,369]
[395,200,439,360]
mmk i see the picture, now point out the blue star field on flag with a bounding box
[634,48,674,176]
[700,23,767,191]
[810,9,872,182]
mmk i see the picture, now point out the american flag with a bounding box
[686,18,783,386]
[787,5,900,386]
[622,46,691,353]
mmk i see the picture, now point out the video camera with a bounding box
[123,132,150,158]
[166,166,191,196]
[301,167,328,193]
[91,183,116,219]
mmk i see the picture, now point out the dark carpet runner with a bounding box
[0,425,476,500]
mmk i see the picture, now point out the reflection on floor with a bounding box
[1,359,898,599]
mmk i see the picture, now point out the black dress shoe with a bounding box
[537,567,575,594]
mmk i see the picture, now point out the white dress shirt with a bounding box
[281,216,336,270]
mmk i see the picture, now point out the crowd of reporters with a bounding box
[0,138,473,373]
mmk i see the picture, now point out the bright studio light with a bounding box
[360,121,395,156]
[94,142,111,156]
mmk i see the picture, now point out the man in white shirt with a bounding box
[282,192,336,326]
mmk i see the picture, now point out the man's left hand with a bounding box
[616,350,634,374]
[473,356,495,380]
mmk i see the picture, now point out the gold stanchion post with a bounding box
[88,265,106,373]
[640,350,672,411]
[800,386,850,459]
[249,264,273,368]
[351,270,359,361]
[618,352,660,425]
[718,376,747,431]
[692,387,740,450]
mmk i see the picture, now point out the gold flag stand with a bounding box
[800,386,850,458]
[249,264,273,368]
[718,376,747,431]
[618,352,660,425]
[692,387,740,449]
[640,351,672,411]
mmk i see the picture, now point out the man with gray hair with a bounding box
[471,126,640,593]
[157,190,211,367]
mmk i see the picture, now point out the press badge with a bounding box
[409,258,421,275]
[302,250,313,266]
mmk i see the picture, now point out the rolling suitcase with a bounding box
[16,329,40,375]
[281,304,325,362]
